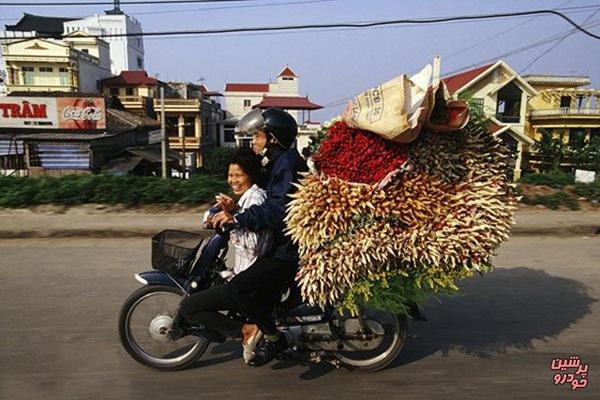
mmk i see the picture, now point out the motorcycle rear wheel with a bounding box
[119,285,209,371]
[334,308,407,372]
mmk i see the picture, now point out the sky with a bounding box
[1,0,600,121]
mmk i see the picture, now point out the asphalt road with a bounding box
[1,236,599,400]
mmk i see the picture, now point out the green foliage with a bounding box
[534,129,567,172]
[0,174,229,208]
[519,172,574,188]
[521,191,580,210]
[203,147,236,176]
[573,180,600,202]
[339,266,471,316]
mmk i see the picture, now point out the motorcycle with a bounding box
[118,225,409,372]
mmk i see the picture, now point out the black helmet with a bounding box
[236,107,297,149]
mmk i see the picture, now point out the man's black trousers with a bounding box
[178,256,297,336]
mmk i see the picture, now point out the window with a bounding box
[495,82,522,123]
[39,67,53,72]
[59,67,69,86]
[243,99,251,108]
[282,77,293,81]
[184,117,195,137]
[568,129,586,149]
[137,56,143,69]
[224,125,236,142]
[471,97,484,115]
[576,94,585,108]
[22,66,34,85]
[81,49,89,54]
[110,88,119,96]
[125,87,134,96]
[590,128,600,145]
[166,117,179,136]
[560,96,571,108]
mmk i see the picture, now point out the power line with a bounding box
[0,0,255,5]
[18,9,600,40]
[320,17,600,110]
[442,18,600,78]
[1,2,597,22]
[444,0,576,61]
[0,0,333,21]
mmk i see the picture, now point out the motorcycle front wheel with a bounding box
[118,285,209,371]
[334,308,407,372]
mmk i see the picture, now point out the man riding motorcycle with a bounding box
[170,107,308,367]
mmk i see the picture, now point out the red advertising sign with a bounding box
[0,97,106,130]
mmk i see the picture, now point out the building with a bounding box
[443,60,539,180]
[100,70,161,115]
[63,1,145,75]
[0,93,177,177]
[3,13,76,40]
[100,72,225,169]
[1,32,111,94]
[223,66,322,148]
[523,74,600,171]
[2,1,145,77]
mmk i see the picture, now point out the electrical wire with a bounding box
[12,9,600,40]
[520,9,600,73]
[0,0,256,6]
[320,17,600,110]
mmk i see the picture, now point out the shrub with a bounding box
[203,147,236,176]
[520,191,580,210]
[519,172,574,188]
[573,180,600,202]
[0,174,229,208]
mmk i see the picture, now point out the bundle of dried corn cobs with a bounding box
[286,120,517,310]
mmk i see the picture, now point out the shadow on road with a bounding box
[390,267,597,368]
[186,267,596,379]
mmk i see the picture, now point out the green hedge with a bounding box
[521,191,580,210]
[0,174,229,207]
[573,181,600,202]
[519,172,575,188]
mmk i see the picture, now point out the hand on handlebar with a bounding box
[212,210,234,229]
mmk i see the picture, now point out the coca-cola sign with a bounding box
[0,96,106,130]
[62,106,103,121]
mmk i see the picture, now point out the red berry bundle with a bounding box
[312,121,409,185]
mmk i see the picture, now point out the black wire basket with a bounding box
[151,230,209,278]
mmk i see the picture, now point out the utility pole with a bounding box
[160,87,167,178]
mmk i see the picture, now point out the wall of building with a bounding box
[224,91,265,120]
[64,14,144,75]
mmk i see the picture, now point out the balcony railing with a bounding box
[529,107,600,119]
[118,96,146,107]
[169,137,200,148]
[153,98,201,111]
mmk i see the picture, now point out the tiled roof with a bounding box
[443,64,495,95]
[100,71,157,87]
[5,13,76,37]
[254,96,322,110]
[107,108,160,131]
[224,83,269,92]
[278,67,297,77]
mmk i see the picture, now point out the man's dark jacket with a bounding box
[234,148,308,262]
